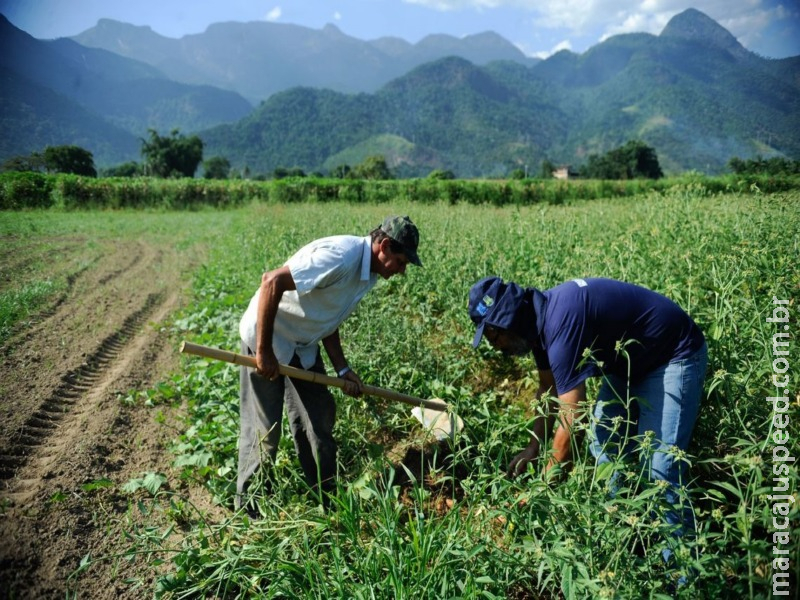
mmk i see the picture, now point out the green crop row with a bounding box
[20,189,792,598]
[113,189,796,598]
[2,171,799,210]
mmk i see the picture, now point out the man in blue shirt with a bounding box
[468,276,707,536]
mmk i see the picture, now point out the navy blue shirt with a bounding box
[532,278,705,395]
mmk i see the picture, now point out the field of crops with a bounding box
[3,185,798,598]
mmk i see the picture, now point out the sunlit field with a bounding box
[8,186,796,598]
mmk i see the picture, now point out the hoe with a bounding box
[180,341,463,440]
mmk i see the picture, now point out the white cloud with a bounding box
[401,0,796,56]
[405,0,785,46]
[403,0,504,10]
[265,6,282,22]
[529,39,573,59]
[599,10,672,41]
[333,11,342,21]
[718,8,771,50]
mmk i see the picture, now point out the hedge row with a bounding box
[1,172,798,210]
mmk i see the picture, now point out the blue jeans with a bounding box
[589,342,708,535]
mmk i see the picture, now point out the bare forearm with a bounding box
[254,266,295,376]
[321,329,348,374]
[544,384,585,472]
[547,427,573,469]
[322,329,363,397]
[256,279,279,355]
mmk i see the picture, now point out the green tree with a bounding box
[352,155,393,180]
[427,169,456,180]
[540,159,557,179]
[42,146,97,177]
[141,129,203,178]
[1,153,45,173]
[728,157,746,174]
[272,166,306,179]
[330,165,351,179]
[102,162,142,177]
[727,155,800,175]
[203,156,231,180]
[582,141,663,179]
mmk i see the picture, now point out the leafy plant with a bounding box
[41,189,798,598]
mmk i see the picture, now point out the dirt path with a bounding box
[0,235,204,599]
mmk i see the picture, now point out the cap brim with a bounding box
[406,250,422,267]
[472,320,486,348]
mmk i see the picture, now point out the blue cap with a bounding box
[468,276,504,347]
[468,276,534,348]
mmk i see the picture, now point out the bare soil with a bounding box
[0,234,212,599]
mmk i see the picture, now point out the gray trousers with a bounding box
[236,341,337,508]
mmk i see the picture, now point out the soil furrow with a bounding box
[0,293,165,484]
[0,240,160,447]
[0,233,198,600]
[97,253,142,285]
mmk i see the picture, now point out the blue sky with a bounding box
[2,0,798,59]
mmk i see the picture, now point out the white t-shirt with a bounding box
[239,235,376,369]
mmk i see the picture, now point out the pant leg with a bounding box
[284,352,338,497]
[236,341,284,508]
[632,342,708,532]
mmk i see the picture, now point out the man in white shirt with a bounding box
[237,216,422,512]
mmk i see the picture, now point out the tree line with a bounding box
[728,156,800,176]
[3,132,797,182]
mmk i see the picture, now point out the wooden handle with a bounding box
[180,341,448,411]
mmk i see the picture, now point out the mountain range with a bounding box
[72,19,536,104]
[1,9,798,176]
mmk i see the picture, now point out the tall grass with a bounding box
[43,189,799,598]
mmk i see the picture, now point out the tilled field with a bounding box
[0,234,202,599]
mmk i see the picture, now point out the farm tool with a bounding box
[180,341,463,440]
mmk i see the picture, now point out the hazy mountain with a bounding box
[0,66,139,166]
[1,9,797,175]
[0,14,252,165]
[71,19,537,103]
[543,12,800,171]
[200,10,799,176]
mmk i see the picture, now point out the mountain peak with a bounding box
[94,18,155,35]
[322,23,345,37]
[660,9,748,58]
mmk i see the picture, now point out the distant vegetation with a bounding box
[140,129,203,178]
[579,140,663,180]
[4,136,800,210]
[2,170,798,211]
[1,145,97,178]
[728,156,800,176]
[0,138,667,183]
[2,136,798,211]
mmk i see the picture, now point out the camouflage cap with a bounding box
[380,215,422,266]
